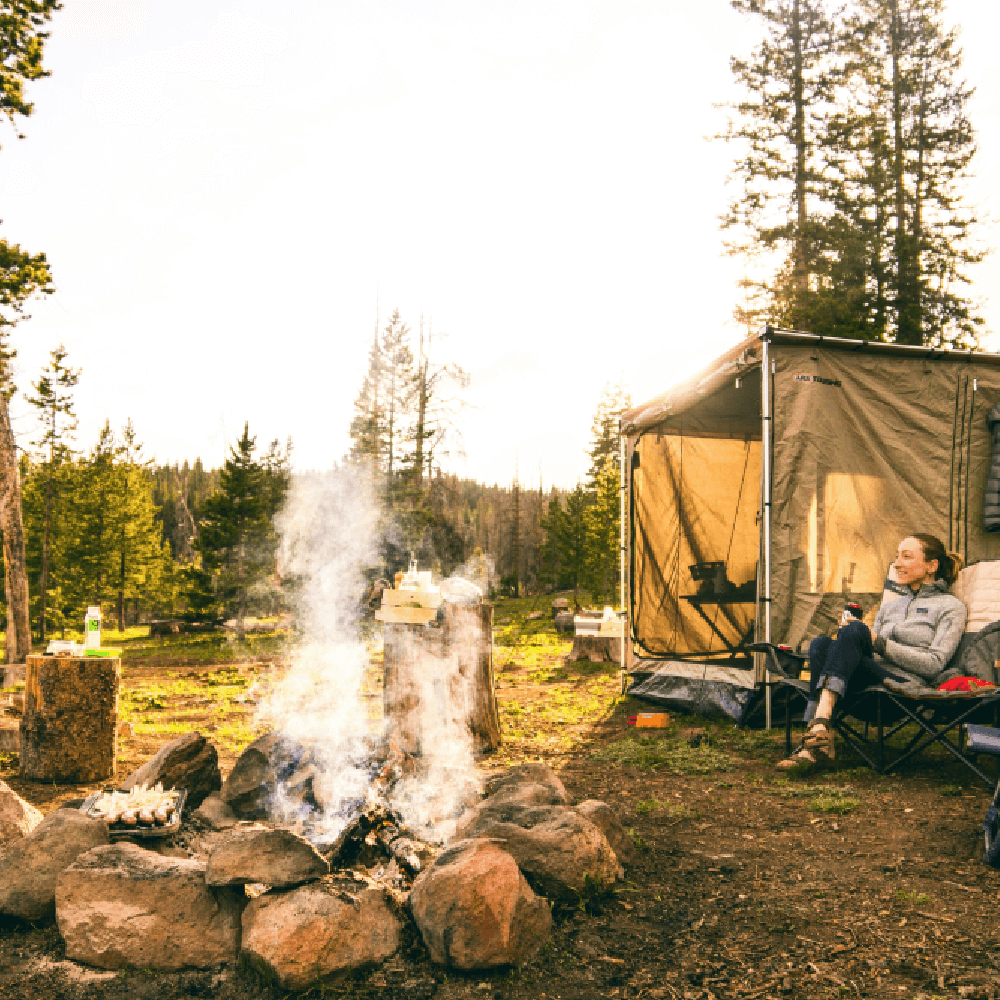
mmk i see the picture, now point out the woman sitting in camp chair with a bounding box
[779,534,967,769]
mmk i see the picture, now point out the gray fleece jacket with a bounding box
[871,578,967,684]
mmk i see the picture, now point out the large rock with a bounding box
[455,798,564,841]
[220,731,305,820]
[56,843,243,970]
[0,780,42,846]
[410,839,551,969]
[575,800,632,864]
[193,792,237,830]
[483,763,568,804]
[121,731,222,810]
[0,810,109,921]
[480,810,620,899]
[206,826,329,887]
[241,879,402,989]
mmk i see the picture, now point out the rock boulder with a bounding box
[483,763,568,804]
[192,792,237,830]
[575,800,632,864]
[0,780,42,846]
[241,879,402,989]
[0,809,109,921]
[410,838,551,969]
[121,731,222,809]
[206,826,329,887]
[220,731,305,820]
[481,810,620,899]
[56,843,243,970]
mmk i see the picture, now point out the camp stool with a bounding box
[965,725,1000,867]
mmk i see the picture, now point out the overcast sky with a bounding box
[1,1,998,488]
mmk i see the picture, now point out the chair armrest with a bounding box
[747,642,807,679]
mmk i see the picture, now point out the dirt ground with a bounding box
[2,614,1000,999]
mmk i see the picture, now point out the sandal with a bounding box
[776,717,836,770]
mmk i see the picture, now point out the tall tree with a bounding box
[0,1,60,661]
[26,344,78,640]
[845,0,982,345]
[722,0,837,329]
[725,0,983,344]
[587,381,631,486]
[194,424,289,638]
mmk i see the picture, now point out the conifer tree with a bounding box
[26,344,78,640]
[193,424,289,637]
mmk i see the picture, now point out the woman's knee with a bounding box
[809,635,832,659]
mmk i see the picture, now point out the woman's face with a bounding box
[894,537,938,590]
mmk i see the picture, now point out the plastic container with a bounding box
[84,607,101,651]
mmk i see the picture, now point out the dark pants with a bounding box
[805,620,881,722]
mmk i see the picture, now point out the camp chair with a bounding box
[751,561,1000,788]
[963,725,1000,865]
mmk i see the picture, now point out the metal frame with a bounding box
[778,678,1000,789]
[761,334,773,727]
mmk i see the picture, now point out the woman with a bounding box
[778,533,967,769]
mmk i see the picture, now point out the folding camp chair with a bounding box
[966,725,1000,865]
[750,641,1000,789]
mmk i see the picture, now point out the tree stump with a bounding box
[19,655,120,783]
[566,636,621,664]
[383,602,500,755]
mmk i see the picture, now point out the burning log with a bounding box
[382,601,500,755]
[20,654,119,783]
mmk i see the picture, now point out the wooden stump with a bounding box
[19,655,120,783]
[566,636,621,664]
[383,602,500,755]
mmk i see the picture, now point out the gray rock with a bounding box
[410,838,551,969]
[455,798,565,840]
[56,843,243,970]
[575,800,632,864]
[220,731,305,820]
[479,810,620,899]
[0,810,109,921]
[206,826,329,887]
[483,763,568,804]
[0,779,42,846]
[192,792,237,830]
[121,731,222,809]
[241,879,402,989]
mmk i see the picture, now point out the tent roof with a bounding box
[620,328,1000,438]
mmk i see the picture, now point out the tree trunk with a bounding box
[792,0,809,308]
[0,394,31,663]
[890,0,917,345]
[20,653,119,782]
[382,602,500,754]
[39,476,53,643]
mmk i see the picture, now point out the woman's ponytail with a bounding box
[912,533,963,586]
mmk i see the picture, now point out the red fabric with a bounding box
[937,676,998,692]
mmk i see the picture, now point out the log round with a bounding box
[19,655,120,783]
[383,602,500,755]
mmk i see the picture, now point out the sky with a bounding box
[0,1,998,488]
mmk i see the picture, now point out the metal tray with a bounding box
[79,787,187,840]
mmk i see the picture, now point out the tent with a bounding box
[620,328,1000,721]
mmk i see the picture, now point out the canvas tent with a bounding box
[621,328,1000,720]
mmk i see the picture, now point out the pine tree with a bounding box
[583,458,621,605]
[843,0,982,345]
[587,381,631,486]
[722,0,837,329]
[724,0,983,344]
[25,344,78,641]
[194,424,288,637]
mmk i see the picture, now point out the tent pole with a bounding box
[762,335,773,729]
